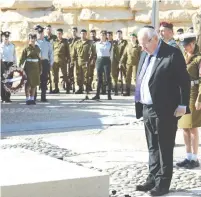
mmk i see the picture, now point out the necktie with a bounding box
[135,55,152,102]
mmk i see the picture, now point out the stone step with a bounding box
[0,148,109,197]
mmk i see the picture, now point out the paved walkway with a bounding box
[1,92,201,196]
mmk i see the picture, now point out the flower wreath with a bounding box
[2,66,27,94]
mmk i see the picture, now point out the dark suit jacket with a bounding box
[135,41,191,119]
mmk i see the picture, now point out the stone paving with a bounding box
[1,92,201,196]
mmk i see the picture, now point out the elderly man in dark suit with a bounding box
[134,26,191,196]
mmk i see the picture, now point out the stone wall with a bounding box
[0,0,201,60]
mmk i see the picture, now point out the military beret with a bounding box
[116,30,122,34]
[160,22,173,30]
[57,28,63,33]
[179,33,196,46]
[1,31,11,37]
[130,32,137,37]
[46,24,51,28]
[143,25,155,29]
[80,29,87,33]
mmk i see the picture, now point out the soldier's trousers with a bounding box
[76,62,88,89]
[111,61,119,85]
[40,60,50,99]
[96,57,111,95]
[89,62,95,86]
[52,62,68,86]
[1,61,13,101]
[125,64,137,88]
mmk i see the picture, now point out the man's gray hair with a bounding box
[138,27,159,39]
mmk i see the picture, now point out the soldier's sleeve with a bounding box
[114,44,120,62]
[65,40,70,61]
[119,46,127,65]
[71,42,77,62]
[197,59,201,102]
[48,42,54,66]
[91,43,97,61]
[19,48,27,68]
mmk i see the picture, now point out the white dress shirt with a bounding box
[96,41,111,57]
[0,42,17,64]
[140,41,161,104]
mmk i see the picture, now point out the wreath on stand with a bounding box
[2,66,27,94]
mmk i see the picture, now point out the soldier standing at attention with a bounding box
[44,25,57,44]
[112,30,127,95]
[68,27,80,92]
[0,31,17,103]
[177,33,201,169]
[89,30,100,91]
[52,28,70,94]
[35,25,54,102]
[120,33,141,96]
[19,33,41,105]
[159,22,179,48]
[72,29,95,94]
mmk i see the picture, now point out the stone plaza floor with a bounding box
[1,91,201,197]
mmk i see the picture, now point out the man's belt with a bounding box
[26,59,39,62]
[191,80,199,86]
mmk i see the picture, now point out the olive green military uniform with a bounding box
[68,36,80,89]
[19,45,41,87]
[89,38,100,89]
[120,43,141,92]
[178,44,201,128]
[52,38,70,90]
[72,39,94,91]
[112,39,127,94]
[44,34,57,44]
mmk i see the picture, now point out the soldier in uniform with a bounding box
[119,33,141,96]
[89,30,100,91]
[68,27,80,92]
[177,33,201,169]
[19,33,41,105]
[188,26,194,33]
[72,29,95,94]
[35,25,54,102]
[112,30,127,95]
[159,22,179,48]
[0,31,17,102]
[177,28,184,35]
[52,28,70,93]
[44,25,57,44]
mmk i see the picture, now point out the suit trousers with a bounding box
[143,104,178,190]
[96,57,112,95]
[40,60,50,99]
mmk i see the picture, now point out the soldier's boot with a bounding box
[92,85,100,100]
[66,82,70,94]
[75,87,83,94]
[5,92,12,103]
[114,84,118,96]
[52,83,59,94]
[34,89,37,101]
[41,92,48,102]
[108,90,112,100]
[123,87,130,96]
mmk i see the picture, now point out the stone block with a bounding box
[129,0,152,11]
[1,148,109,197]
[0,0,52,9]
[135,10,195,24]
[53,0,129,9]
[80,8,134,22]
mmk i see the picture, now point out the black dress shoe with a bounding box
[51,89,60,94]
[26,100,32,105]
[41,98,48,102]
[92,95,100,100]
[176,158,190,167]
[185,160,200,169]
[135,183,155,192]
[5,99,12,103]
[30,100,36,105]
[147,187,169,196]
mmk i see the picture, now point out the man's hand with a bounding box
[195,101,201,110]
[174,105,186,117]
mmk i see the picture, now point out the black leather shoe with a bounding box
[26,100,32,105]
[176,158,190,167]
[92,95,100,100]
[30,100,36,105]
[147,187,169,196]
[75,89,83,94]
[5,99,12,103]
[185,160,200,169]
[51,89,60,94]
[135,183,155,192]
[41,98,48,102]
